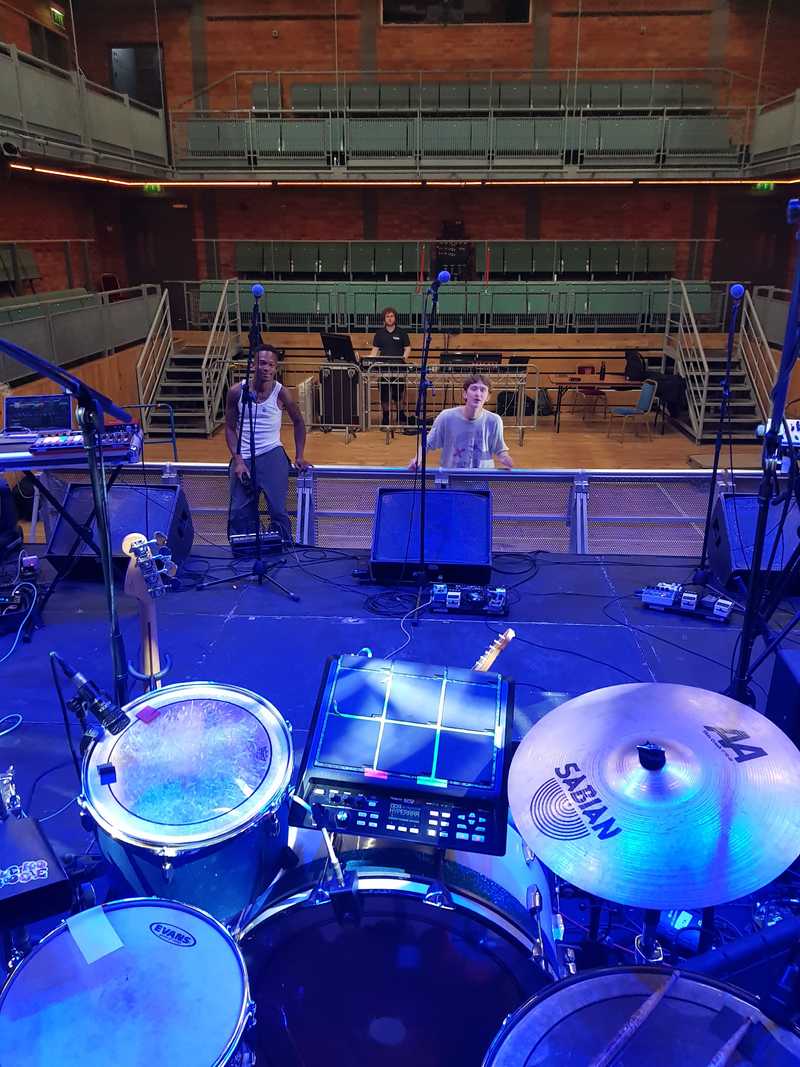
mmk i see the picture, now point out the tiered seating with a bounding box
[280,79,717,114]
[194,279,716,334]
[231,240,679,281]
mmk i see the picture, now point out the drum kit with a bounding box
[3,678,800,1065]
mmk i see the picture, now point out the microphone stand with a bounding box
[412,278,442,585]
[694,283,745,584]
[726,200,800,705]
[201,290,298,601]
[0,339,129,707]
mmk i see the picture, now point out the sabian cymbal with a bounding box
[508,683,800,910]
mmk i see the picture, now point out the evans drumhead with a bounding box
[482,967,800,1066]
[81,681,293,921]
[0,898,252,1067]
[241,828,559,1067]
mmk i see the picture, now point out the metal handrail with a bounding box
[136,289,172,433]
[664,278,709,443]
[737,290,777,422]
[200,278,241,434]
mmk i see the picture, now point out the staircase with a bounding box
[136,280,242,438]
[150,342,213,437]
[663,280,775,445]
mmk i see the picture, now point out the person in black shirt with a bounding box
[368,307,411,425]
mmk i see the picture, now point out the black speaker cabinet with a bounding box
[765,648,800,751]
[708,492,800,589]
[370,488,492,584]
[47,482,194,578]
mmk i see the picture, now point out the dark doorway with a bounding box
[712,192,790,288]
[122,199,197,329]
[110,44,164,110]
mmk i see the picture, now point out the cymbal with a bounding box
[508,683,800,910]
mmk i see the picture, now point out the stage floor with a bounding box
[6,546,782,863]
[4,544,799,1014]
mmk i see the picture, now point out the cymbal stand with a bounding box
[728,199,800,705]
[635,909,664,964]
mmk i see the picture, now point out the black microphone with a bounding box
[429,269,451,292]
[54,654,130,735]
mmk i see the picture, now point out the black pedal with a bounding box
[0,816,71,925]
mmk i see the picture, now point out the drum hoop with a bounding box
[81,681,293,852]
[481,965,800,1065]
[0,897,253,1066]
[245,870,538,958]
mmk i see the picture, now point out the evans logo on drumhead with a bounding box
[530,763,621,842]
[149,922,196,947]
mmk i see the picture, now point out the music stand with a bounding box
[0,338,130,706]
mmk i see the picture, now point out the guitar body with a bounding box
[122,532,176,691]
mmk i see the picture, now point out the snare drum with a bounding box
[482,967,800,1066]
[240,826,558,1067]
[0,898,253,1067]
[80,681,293,922]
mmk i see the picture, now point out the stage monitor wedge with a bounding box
[370,487,492,584]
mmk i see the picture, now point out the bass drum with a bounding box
[80,681,293,923]
[0,898,253,1067]
[482,967,800,1066]
[240,826,559,1067]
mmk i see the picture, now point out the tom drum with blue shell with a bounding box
[79,681,293,922]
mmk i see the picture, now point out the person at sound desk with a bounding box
[408,373,514,471]
[368,306,411,425]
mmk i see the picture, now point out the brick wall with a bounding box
[0,0,66,52]
[0,172,128,290]
[61,1,798,113]
[72,0,193,108]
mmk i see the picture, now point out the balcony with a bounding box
[0,42,168,173]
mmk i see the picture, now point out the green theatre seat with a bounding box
[251,84,281,111]
[350,242,375,275]
[439,84,470,110]
[499,82,531,109]
[235,242,265,274]
[380,84,411,110]
[290,84,321,110]
[281,120,328,160]
[349,83,380,110]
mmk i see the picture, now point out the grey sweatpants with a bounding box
[229,446,292,544]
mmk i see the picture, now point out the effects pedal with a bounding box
[430,583,508,616]
[638,582,733,622]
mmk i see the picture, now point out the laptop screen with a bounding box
[4,393,73,433]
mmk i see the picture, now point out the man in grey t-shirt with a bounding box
[409,374,514,471]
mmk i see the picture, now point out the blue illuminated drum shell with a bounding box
[0,898,253,1067]
[482,967,800,1066]
[240,826,558,1066]
[80,681,293,922]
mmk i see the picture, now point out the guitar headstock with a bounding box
[473,628,516,672]
[121,531,177,601]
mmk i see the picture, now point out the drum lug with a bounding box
[262,813,280,838]
[423,880,455,911]
[76,796,95,834]
[161,860,174,884]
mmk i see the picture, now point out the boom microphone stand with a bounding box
[201,284,297,601]
[727,199,800,705]
[412,270,450,582]
[0,339,129,706]
[694,283,745,583]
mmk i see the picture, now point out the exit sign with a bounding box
[50,7,65,29]
[143,184,163,194]
[755,181,775,192]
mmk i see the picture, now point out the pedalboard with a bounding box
[430,583,508,616]
[638,582,733,623]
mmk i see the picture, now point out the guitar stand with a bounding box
[200,553,299,602]
[128,653,172,692]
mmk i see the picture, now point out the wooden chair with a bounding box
[607,379,658,440]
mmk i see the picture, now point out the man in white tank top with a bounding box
[225,346,310,544]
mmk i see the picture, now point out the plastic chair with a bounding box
[607,379,658,440]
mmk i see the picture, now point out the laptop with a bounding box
[320,332,358,363]
[3,393,73,434]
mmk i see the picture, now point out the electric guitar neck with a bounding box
[472,628,515,672]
